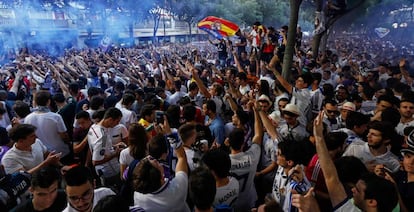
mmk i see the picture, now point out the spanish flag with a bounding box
[197,16,239,39]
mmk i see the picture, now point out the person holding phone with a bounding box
[1,124,62,175]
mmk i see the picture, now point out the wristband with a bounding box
[165,132,182,149]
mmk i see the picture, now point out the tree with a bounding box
[311,0,367,58]
[281,0,303,80]
[233,0,263,26]
[121,0,164,43]
[258,0,290,27]
[171,0,205,39]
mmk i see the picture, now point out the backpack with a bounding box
[119,159,140,206]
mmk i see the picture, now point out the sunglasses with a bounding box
[326,109,339,114]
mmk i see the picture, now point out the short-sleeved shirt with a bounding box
[342,142,401,173]
[119,147,134,167]
[88,124,120,178]
[206,116,225,145]
[134,171,190,212]
[2,139,48,174]
[120,107,137,129]
[395,120,414,136]
[213,176,239,207]
[109,124,128,145]
[278,123,309,142]
[24,112,69,157]
[290,87,311,126]
[230,143,261,211]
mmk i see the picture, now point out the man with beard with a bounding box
[342,121,400,173]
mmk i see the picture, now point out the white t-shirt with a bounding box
[119,147,135,167]
[213,176,239,207]
[342,142,401,173]
[24,111,70,157]
[395,119,414,136]
[184,148,197,171]
[88,124,120,178]
[166,91,186,106]
[109,124,128,145]
[272,166,288,204]
[2,139,48,174]
[63,187,115,212]
[120,107,137,129]
[249,30,258,48]
[239,84,251,96]
[134,171,190,212]
[229,143,261,211]
[290,87,311,126]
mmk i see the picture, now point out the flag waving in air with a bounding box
[197,16,239,39]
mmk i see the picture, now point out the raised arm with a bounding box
[252,104,263,146]
[313,112,348,207]
[232,50,245,73]
[258,110,279,140]
[190,64,211,99]
[269,55,292,94]
[163,115,188,175]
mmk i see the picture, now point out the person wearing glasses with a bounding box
[12,166,66,212]
[62,165,115,212]
[322,99,340,132]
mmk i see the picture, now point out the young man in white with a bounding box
[342,121,401,173]
[118,93,137,129]
[228,107,262,212]
[24,91,71,164]
[269,55,313,126]
[2,124,61,174]
[88,107,123,188]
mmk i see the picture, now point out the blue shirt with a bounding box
[206,116,225,145]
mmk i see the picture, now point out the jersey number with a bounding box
[231,173,249,192]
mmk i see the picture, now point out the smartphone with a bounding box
[155,110,164,124]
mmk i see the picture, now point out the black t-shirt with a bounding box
[216,42,227,60]
[395,171,414,212]
[11,190,67,212]
[58,102,76,137]
[236,36,247,55]
[75,98,89,114]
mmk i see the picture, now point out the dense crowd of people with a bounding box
[0,20,414,212]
